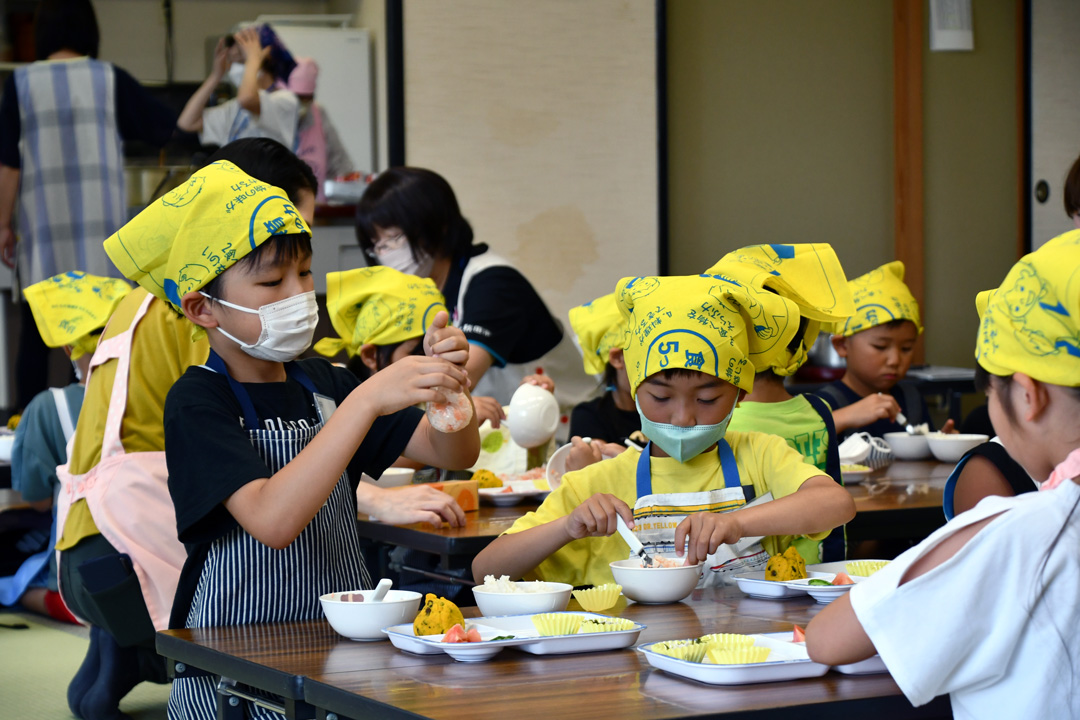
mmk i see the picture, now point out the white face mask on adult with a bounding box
[377,244,434,278]
[227,62,247,88]
[201,290,319,363]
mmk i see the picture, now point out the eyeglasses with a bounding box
[366,232,407,258]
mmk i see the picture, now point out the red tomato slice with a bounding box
[466,627,483,643]
[443,624,468,643]
[792,624,806,643]
[832,572,854,586]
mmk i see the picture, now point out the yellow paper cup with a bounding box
[579,617,635,634]
[699,633,755,649]
[572,584,622,612]
[653,639,707,663]
[846,560,890,577]
[531,613,584,637]
[705,646,771,665]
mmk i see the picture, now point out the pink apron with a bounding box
[55,293,187,631]
[295,102,328,204]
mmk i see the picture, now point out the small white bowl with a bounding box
[320,589,422,641]
[609,557,702,604]
[506,384,559,449]
[926,433,989,463]
[360,467,415,487]
[472,581,573,616]
[883,432,931,461]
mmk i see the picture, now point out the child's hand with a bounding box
[473,395,505,427]
[357,355,467,416]
[846,392,902,427]
[210,37,229,80]
[521,374,555,393]
[940,419,957,434]
[423,311,469,368]
[673,511,743,566]
[565,493,634,540]
[234,27,269,65]
[565,437,624,472]
[359,484,466,528]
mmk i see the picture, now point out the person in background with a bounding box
[816,261,953,439]
[356,167,568,420]
[473,274,855,588]
[177,26,298,149]
[805,232,1080,719]
[1,272,130,631]
[1064,151,1080,229]
[715,243,854,563]
[287,57,356,204]
[0,0,175,411]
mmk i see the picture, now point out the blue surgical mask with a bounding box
[635,395,736,462]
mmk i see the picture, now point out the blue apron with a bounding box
[168,351,370,720]
[631,440,770,587]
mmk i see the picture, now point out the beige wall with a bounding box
[666,0,894,277]
[923,0,1019,366]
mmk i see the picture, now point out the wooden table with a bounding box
[158,588,950,720]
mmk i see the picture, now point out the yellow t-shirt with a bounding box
[505,430,826,587]
[56,289,209,550]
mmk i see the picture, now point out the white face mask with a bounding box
[202,290,319,363]
[377,244,433,277]
[227,62,246,88]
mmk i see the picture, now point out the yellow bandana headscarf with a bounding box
[706,243,854,375]
[568,293,626,375]
[23,271,132,359]
[314,266,447,358]
[104,161,312,312]
[831,260,922,337]
[615,274,803,396]
[975,230,1080,386]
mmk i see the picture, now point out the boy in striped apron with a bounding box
[103,162,481,720]
[474,274,855,588]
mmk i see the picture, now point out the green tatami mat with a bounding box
[0,613,170,720]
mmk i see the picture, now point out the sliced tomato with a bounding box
[832,572,854,586]
[443,624,468,643]
[792,624,806,643]
[466,627,483,643]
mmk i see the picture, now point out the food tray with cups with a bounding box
[383,611,645,663]
[733,560,889,603]
[638,632,828,685]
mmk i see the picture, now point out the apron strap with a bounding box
[205,350,321,430]
[99,293,156,458]
[636,439,743,499]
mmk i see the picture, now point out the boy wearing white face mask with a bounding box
[177,26,299,150]
[104,161,480,720]
[472,274,855,588]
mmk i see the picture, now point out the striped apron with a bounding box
[168,351,370,720]
[632,441,770,588]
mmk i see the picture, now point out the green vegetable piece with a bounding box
[807,579,832,586]
[490,635,515,641]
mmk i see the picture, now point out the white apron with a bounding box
[632,441,770,587]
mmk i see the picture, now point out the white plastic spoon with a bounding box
[371,578,392,602]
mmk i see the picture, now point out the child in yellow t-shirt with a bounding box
[472,274,856,588]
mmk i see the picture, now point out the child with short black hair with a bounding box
[103,161,480,720]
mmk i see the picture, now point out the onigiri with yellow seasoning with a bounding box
[472,469,502,489]
[765,547,806,582]
[413,594,464,636]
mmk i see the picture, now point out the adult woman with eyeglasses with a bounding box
[355,168,566,423]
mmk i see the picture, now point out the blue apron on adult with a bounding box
[14,58,126,288]
[632,441,771,587]
[168,351,370,720]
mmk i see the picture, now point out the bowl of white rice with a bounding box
[472,575,573,617]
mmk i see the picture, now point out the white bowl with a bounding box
[883,432,931,461]
[506,383,560,449]
[320,589,422,641]
[609,557,702,604]
[360,467,415,487]
[472,581,573,616]
[546,441,575,490]
[926,433,989,463]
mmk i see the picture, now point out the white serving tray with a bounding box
[383,612,645,662]
[638,632,829,685]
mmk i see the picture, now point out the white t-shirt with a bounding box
[199,89,299,149]
[850,478,1080,720]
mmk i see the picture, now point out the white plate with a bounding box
[834,654,888,675]
[807,560,891,578]
[383,612,645,663]
[783,577,859,604]
[732,570,837,599]
[639,632,829,685]
[479,487,550,506]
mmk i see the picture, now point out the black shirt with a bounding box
[0,64,176,168]
[163,357,422,626]
[568,394,641,445]
[815,379,933,441]
[442,245,563,368]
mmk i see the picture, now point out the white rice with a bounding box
[481,575,551,593]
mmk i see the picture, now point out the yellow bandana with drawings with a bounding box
[975,230,1080,386]
[103,161,311,312]
[23,271,132,359]
[830,260,921,337]
[314,266,447,358]
[568,293,626,375]
[614,274,802,396]
[706,243,854,375]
